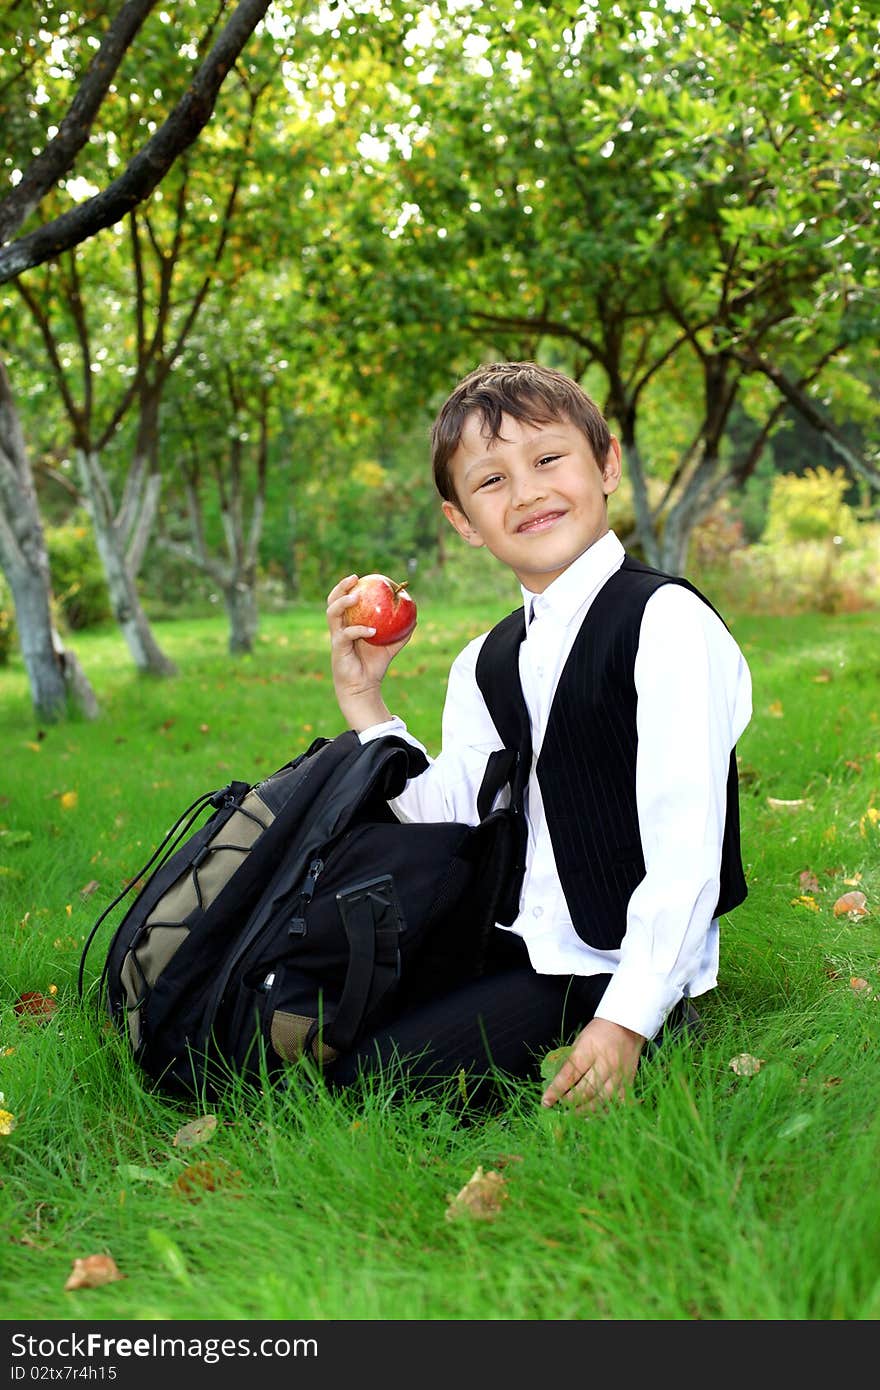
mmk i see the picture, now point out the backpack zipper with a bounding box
[288,858,324,936]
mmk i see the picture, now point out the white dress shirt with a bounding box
[359,531,752,1041]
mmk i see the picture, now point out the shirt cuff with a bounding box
[592,968,683,1042]
[357,716,408,744]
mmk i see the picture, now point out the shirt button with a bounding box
[532,906,544,918]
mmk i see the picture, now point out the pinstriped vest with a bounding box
[475,556,748,951]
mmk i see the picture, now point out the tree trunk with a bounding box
[77,448,177,676]
[0,361,98,721]
[618,417,661,567]
[224,576,258,654]
[659,448,721,574]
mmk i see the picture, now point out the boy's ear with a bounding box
[442,499,485,548]
[601,437,622,497]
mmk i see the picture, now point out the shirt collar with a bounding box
[521,530,625,628]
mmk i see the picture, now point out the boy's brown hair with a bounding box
[431,361,612,507]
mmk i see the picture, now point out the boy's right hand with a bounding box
[326,575,413,731]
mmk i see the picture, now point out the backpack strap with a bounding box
[474,608,532,924]
[77,780,249,1002]
[475,607,530,754]
[476,748,517,820]
[323,874,404,1053]
[475,607,532,808]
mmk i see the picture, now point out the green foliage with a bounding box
[45,513,112,630]
[293,455,438,601]
[137,541,218,620]
[733,452,778,544]
[691,523,880,618]
[0,569,16,665]
[763,467,862,547]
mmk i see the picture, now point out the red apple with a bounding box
[347,573,417,646]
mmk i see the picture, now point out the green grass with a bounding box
[1,600,879,1322]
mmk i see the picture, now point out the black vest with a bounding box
[475,555,747,951]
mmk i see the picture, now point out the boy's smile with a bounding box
[441,412,622,593]
[515,508,566,534]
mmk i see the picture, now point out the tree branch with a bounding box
[740,348,880,489]
[0,0,159,245]
[0,0,273,284]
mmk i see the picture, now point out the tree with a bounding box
[13,53,276,674]
[291,0,880,570]
[0,360,98,720]
[0,0,273,717]
[158,299,280,653]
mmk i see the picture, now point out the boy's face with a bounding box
[441,411,622,593]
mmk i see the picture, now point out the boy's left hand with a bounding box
[540,1018,646,1112]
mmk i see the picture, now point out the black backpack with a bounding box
[78,729,521,1098]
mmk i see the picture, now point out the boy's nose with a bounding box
[510,472,546,507]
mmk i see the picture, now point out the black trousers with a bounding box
[325,927,613,1103]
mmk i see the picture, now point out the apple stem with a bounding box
[392,581,409,595]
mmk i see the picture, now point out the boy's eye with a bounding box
[536,454,560,467]
[477,474,502,489]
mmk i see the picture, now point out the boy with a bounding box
[326,361,752,1112]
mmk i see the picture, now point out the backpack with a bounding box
[78,729,520,1099]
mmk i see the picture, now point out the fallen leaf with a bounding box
[729,1053,765,1077]
[778,1113,813,1140]
[767,797,806,812]
[849,977,871,993]
[798,870,820,892]
[833,891,868,920]
[445,1166,508,1222]
[539,1045,574,1086]
[813,669,832,683]
[0,829,32,848]
[860,807,879,836]
[59,790,78,811]
[844,760,862,774]
[172,1159,242,1200]
[116,1163,172,1187]
[172,1114,217,1149]
[791,894,821,913]
[79,879,100,898]
[767,700,784,717]
[0,1108,16,1135]
[64,1254,125,1291]
[13,991,57,1021]
[146,1229,192,1286]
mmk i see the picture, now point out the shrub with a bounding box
[762,466,861,547]
[689,473,878,616]
[689,500,747,572]
[46,514,112,630]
